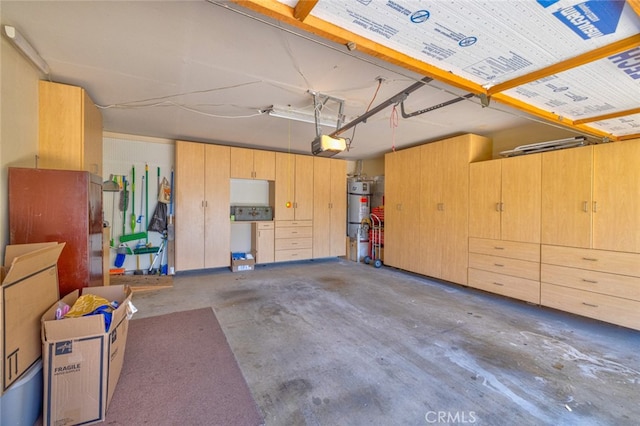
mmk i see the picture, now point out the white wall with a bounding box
[103,133,174,272]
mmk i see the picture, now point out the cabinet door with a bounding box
[230,147,254,179]
[253,150,276,180]
[175,141,206,271]
[469,159,501,240]
[440,138,473,284]
[313,158,347,258]
[255,226,275,264]
[541,145,593,248]
[39,81,103,176]
[294,155,314,220]
[593,141,640,253]
[385,147,420,271]
[275,152,296,221]
[312,158,332,258]
[204,144,231,268]
[501,153,541,243]
[420,142,446,277]
[329,160,347,256]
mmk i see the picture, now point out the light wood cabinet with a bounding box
[592,141,640,253]
[275,153,314,221]
[38,81,103,177]
[542,141,640,253]
[385,134,492,284]
[469,154,541,243]
[541,145,593,248]
[312,157,346,258]
[230,147,275,180]
[252,222,275,264]
[275,220,313,261]
[419,134,492,284]
[468,237,541,304]
[384,146,421,271]
[175,141,230,271]
[541,245,640,330]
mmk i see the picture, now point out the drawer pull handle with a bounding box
[581,279,598,284]
[493,282,504,287]
[493,246,505,250]
[582,257,598,262]
[582,302,598,308]
[494,263,504,267]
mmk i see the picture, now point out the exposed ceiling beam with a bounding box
[231,0,486,94]
[233,0,636,142]
[573,106,640,124]
[629,0,640,18]
[491,92,615,140]
[487,34,640,95]
[293,0,318,21]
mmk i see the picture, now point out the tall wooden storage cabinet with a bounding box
[384,146,421,271]
[467,154,542,304]
[385,134,491,284]
[312,157,346,258]
[175,141,231,271]
[38,81,103,177]
[8,168,103,296]
[539,140,640,330]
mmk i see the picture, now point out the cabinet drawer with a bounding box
[541,263,640,301]
[468,268,540,304]
[276,220,313,228]
[275,237,312,250]
[275,248,313,262]
[542,245,640,277]
[275,227,312,239]
[469,238,540,262]
[541,283,640,331]
[257,222,275,230]
[469,253,540,280]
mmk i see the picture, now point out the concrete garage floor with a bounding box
[132,258,640,425]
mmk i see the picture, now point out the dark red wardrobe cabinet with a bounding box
[9,167,103,296]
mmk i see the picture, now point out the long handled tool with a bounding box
[137,175,145,232]
[120,166,147,243]
[130,165,136,234]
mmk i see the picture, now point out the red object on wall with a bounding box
[8,167,103,297]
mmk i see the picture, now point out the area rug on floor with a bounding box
[105,308,264,425]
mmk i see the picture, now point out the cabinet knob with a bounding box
[582,302,598,308]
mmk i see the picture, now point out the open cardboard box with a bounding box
[41,285,134,426]
[1,242,64,394]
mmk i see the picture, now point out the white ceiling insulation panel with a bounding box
[306,0,640,86]
[504,46,640,120]
[589,112,640,136]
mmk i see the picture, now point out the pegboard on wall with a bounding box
[103,133,174,274]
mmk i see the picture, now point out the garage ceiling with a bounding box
[3,0,640,159]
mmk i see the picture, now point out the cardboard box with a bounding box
[41,285,133,426]
[1,242,64,395]
[231,252,255,272]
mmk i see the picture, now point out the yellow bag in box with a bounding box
[65,294,112,318]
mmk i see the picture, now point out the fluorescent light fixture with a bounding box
[268,105,346,128]
[311,134,346,157]
[2,25,50,75]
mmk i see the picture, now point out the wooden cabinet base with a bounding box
[541,283,640,331]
